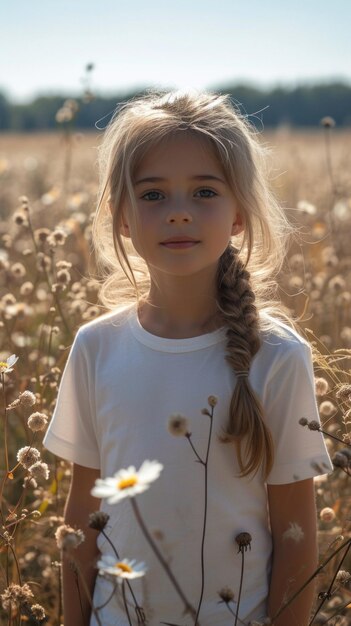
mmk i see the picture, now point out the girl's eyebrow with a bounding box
[134,174,226,186]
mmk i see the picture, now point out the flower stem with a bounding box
[234,550,244,626]
[100,530,146,624]
[122,581,133,626]
[194,407,214,625]
[130,498,196,620]
[271,537,351,623]
[308,539,351,625]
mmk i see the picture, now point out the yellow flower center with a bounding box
[117,475,138,490]
[116,562,133,573]
[0,362,8,368]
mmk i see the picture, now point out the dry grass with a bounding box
[0,127,351,625]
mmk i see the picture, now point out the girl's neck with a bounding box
[138,271,220,339]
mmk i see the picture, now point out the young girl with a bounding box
[43,91,333,626]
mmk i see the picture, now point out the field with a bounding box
[0,127,351,625]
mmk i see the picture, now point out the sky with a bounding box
[1,0,350,102]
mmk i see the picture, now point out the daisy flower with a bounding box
[97,555,146,581]
[91,460,163,504]
[0,354,19,374]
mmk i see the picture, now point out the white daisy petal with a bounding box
[98,555,146,581]
[91,460,163,503]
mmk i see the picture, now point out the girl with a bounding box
[43,91,333,626]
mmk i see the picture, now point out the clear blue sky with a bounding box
[1,0,350,102]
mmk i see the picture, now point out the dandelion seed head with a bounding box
[297,200,317,216]
[28,461,50,480]
[55,524,85,550]
[23,476,37,489]
[13,211,28,226]
[299,417,308,427]
[51,228,66,245]
[17,446,40,468]
[20,281,34,296]
[168,413,190,437]
[321,116,336,128]
[0,582,34,610]
[217,586,235,603]
[18,390,37,408]
[27,411,48,431]
[315,377,329,396]
[30,604,46,621]
[319,400,336,416]
[208,395,218,407]
[328,275,345,292]
[283,522,305,543]
[57,269,71,285]
[320,507,336,523]
[35,228,51,244]
[11,262,26,278]
[335,569,351,584]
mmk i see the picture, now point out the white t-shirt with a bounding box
[43,304,332,626]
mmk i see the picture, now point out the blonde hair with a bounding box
[93,90,293,478]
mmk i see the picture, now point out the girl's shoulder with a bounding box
[75,303,135,346]
[259,312,311,358]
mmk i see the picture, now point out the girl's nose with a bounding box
[166,207,193,224]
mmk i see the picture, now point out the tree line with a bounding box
[0,82,350,131]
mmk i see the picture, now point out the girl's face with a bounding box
[121,133,243,281]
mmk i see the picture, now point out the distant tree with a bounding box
[1,83,351,131]
[0,93,11,130]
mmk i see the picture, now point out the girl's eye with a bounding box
[141,191,164,201]
[195,188,217,198]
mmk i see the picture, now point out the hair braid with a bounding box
[216,245,274,478]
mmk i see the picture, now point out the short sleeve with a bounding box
[265,342,333,485]
[43,330,100,469]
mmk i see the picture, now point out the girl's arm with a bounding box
[62,463,101,626]
[267,478,318,626]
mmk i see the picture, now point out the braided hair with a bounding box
[216,245,274,478]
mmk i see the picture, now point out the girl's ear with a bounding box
[231,213,244,236]
[119,208,131,238]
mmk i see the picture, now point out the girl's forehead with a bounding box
[133,132,224,180]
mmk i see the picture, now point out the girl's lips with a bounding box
[160,241,200,249]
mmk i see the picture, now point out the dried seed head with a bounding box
[321,116,336,128]
[27,411,48,431]
[299,417,308,427]
[235,532,252,553]
[217,586,235,603]
[320,507,336,523]
[19,390,37,408]
[17,446,40,468]
[336,384,351,401]
[332,451,349,469]
[208,395,218,407]
[168,413,190,437]
[30,604,46,621]
[57,269,71,284]
[335,569,351,584]
[308,420,320,431]
[315,377,329,396]
[55,524,85,550]
[319,401,336,416]
[88,511,110,531]
[0,582,34,610]
[28,461,50,480]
